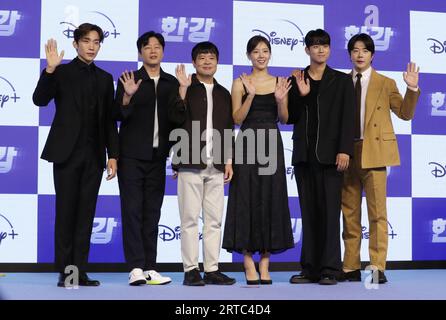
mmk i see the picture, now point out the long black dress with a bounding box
[222,88,294,254]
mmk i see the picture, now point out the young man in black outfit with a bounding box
[114,31,178,286]
[33,23,119,287]
[286,29,355,285]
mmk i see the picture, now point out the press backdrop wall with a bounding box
[1,0,446,266]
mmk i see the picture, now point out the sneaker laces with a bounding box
[146,270,162,279]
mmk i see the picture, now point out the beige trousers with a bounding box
[177,164,224,272]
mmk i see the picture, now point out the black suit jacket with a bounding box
[32,58,119,167]
[287,65,355,165]
[114,67,179,161]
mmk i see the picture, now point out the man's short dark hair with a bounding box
[74,23,104,43]
[347,33,375,55]
[137,31,165,53]
[305,29,331,48]
[191,41,219,62]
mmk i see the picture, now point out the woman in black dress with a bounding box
[223,35,294,284]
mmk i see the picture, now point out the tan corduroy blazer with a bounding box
[360,69,420,169]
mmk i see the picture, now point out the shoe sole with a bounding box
[204,280,236,285]
[129,279,147,286]
[290,279,313,284]
[341,278,362,282]
[246,282,261,285]
[183,282,205,286]
[319,280,338,285]
[371,280,388,284]
[146,279,172,285]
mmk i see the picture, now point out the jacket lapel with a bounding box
[305,65,336,94]
[364,69,384,128]
[318,66,336,94]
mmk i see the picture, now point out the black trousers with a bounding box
[118,150,166,271]
[53,144,102,274]
[294,143,343,278]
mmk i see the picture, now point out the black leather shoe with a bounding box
[289,273,316,284]
[79,273,100,286]
[338,270,361,282]
[183,268,205,286]
[319,274,337,285]
[57,273,68,287]
[204,270,236,285]
[371,270,388,284]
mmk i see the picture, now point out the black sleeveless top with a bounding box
[241,77,278,128]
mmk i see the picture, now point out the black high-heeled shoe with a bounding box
[244,268,260,285]
[257,264,272,285]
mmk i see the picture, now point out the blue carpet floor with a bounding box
[0,270,445,300]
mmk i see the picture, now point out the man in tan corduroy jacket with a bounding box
[340,33,420,284]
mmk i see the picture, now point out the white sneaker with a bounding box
[144,270,172,285]
[129,268,147,286]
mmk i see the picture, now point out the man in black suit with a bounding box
[33,23,119,287]
[114,32,178,286]
[286,29,355,285]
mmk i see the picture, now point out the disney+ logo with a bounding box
[427,38,446,54]
[0,76,20,108]
[60,11,120,40]
[429,162,446,178]
[0,214,19,246]
[362,221,397,240]
[158,224,204,241]
[252,20,305,51]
